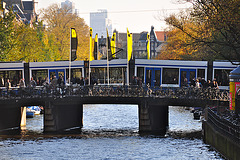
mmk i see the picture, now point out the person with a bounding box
[200,78,207,88]
[207,80,213,88]
[213,80,219,89]
[58,75,64,87]
[195,79,201,88]
[19,78,25,88]
[80,77,84,86]
[30,77,37,88]
[5,78,11,90]
[43,77,49,86]
[50,76,58,89]
[182,78,189,87]
[190,78,196,87]
[84,77,89,86]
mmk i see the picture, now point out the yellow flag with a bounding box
[127,28,132,61]
[94,33,98,60]
[147,33,150,60]
[71,28,77,38]
[89,28,94,61]
[71,28,77,61]
[111,32,116,59]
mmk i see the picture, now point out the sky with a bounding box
[33,0,192,33]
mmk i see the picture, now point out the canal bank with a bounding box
[203,107,240,160]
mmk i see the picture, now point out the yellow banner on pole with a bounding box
[111,32,116,59]
[89,28,94,61]
[147,33,150,60]
[127,28,132,61]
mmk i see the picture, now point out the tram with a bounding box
[0,59,238,89]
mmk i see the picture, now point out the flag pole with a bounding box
[107,35,109,85]
[89,43,91,86]
[127,29,129,85]
[69,28,72,85]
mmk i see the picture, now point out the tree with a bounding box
[162,0,240,64]
[0,10,18,61]
[158,11,221,60]
[40,4,89,61]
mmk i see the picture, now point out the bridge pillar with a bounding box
[20,107,26,127]
[0,100,21,133]
[139,101,168,135]
[44,99,83,133]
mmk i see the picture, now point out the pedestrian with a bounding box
[5,78,11,90]
[43,77,49,86]
[19,78,25,88]
[207,80,213,88]
[58,75,64,87]
[80,77,84,86]
[195,79,201,88]
[182,78,189,87]
[30,77,37,88]
[213,80,219,89]
[51,76,58,89]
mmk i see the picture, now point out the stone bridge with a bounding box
[0,85,229,135]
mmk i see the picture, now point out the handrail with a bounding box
[207,108,240,143]
[0,85,229,101]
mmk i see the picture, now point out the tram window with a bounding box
[32,70,48,86]
[109,67,125,83]
[66,68,82,84]
[90,68,105,84]
[91,67,125,84]
[162,68,179,84]
[214,69,231,86]
[0,70,22,87]
[197,69,205,79]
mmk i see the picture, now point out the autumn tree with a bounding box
[161,0,240,64]
[158,11,220,60]
[40,4,89,61]
[0,8,49,62]
[0,10,18,61]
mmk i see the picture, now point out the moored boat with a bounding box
[27,106,41,115]
[26,108,34,118]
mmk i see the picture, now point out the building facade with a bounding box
[61,0,78,14]
[3,0,37,24]
[90,9,112,38]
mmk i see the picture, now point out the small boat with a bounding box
[27,106,41,115]
[26,108,34,118]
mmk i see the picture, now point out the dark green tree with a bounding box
[0,10,18,61]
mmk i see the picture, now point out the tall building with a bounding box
[61,0,77,14]
[90,9,112,38]
[4,0,37,24]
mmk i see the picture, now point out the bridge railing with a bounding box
[0,85,229,101]
[207,107,240,143]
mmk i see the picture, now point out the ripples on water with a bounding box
[0,105,223,160]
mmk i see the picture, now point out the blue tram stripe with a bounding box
[136,63,208,68]
[30,65,84,69]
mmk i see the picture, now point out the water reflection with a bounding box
[16,105,202,139]
[0,105,223,160]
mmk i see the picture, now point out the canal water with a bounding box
[0,105,223,160]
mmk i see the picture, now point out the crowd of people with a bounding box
[182,77,219,89]
[3,75,220,91]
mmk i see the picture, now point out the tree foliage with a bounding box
[40,4,89,61]
[0,10,18,61]
[160,0,240,64]
[0,3,89,62]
